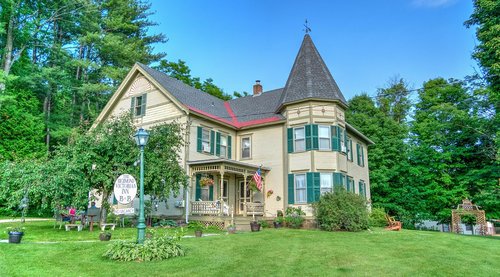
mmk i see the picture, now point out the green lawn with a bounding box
[1,221,499,276]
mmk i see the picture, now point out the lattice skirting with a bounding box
[199,220,225,230]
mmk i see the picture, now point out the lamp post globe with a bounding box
[134,128,149,244]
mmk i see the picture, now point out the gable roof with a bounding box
[278,34,347,110]
[137,63,284,128]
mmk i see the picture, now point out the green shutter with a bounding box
[361,146,365,166]
[209,182,214,201]
[215,132,221,156]
[130,96,135,115]
[334,173,343,190]
[287,128,294,153]
[210,130,215,155]
[195,174,201,200]
[197,127,203,153]
[331,126,340,151]
[349,139,353,160]
[141,93,147,116]
[312,124,319,150]
[305,125,312,151]
[227,135,232,159]
[288,174,294,204]
[306,172,314,203]
[313,172,321,201]
[356,144,361,165]
[343,128,347,152]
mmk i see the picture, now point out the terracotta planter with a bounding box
[250,222,261,232]
[195,230,203,237]
[8,232,23,244]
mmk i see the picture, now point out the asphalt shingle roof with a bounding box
[137,34,347,128]
[278,34,347,109]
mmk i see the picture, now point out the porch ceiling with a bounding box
[187,158,270,176]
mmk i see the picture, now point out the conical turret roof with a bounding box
[278,34,347,109]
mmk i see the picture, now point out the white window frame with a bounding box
[219,134,228,158]
[347,137,353,161]
[202,128,210,153]
[320,173,333,195]
[340,127,347,153]
[294,127,305,152]
[318,125,331,150]
[295,174,307,204]
[133,95,145,117]
[241,136,251,159]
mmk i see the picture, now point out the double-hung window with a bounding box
[320,173,333,194]
[347,137,353,161]
[294,127,305,152]
[202,129,210,153]
[357,143,365,167]
[295,174,306,203]
[219,134,228,158]
[339,128,346,153]
[131,94,147,117]
[241,137,251,159]
[318,125,331,150]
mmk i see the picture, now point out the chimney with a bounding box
[253,80,263,96]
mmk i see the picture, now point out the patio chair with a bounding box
[385,214,402,231]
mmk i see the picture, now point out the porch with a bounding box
[187,159,270,220]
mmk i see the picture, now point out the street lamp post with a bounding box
[134,128,149,244]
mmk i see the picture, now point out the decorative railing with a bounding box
[244,202,264,217]
[191,201,221,216]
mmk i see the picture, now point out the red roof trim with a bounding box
[187,104,282,128]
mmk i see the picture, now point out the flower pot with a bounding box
[195,230,203,237]
[273,222,282,228]
[250,222,261,232]
[99,233,112,241]
[8,232,24,244]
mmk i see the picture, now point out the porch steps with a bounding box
[232,216,264,231]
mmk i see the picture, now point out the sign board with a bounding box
[114,208,135,215]
[114,174,137,205]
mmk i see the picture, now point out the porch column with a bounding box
[220,165,225,215]
[243,170,248,217]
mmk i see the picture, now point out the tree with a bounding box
[155,59,232,100]
[410,78,499,221]
[346,93,413,218]
[376,76,411,124]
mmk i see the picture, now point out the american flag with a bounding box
[253,167,262,191]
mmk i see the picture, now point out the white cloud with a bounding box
[412,0,457,8]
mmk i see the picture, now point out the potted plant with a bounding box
[7,226,25,244]
[227,224,236,234]
[199,176,214,187]
[188,221,205,237]
[250,220,261,232]
[99,231,112,241]
[273,216,284,228]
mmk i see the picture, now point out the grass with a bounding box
[1,221,499,276]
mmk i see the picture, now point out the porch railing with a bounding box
[191,201,221,216]
[244,202,264,217]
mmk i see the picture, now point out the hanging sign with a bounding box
[114,174,137,205]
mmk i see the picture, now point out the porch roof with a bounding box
[187,158,270,176]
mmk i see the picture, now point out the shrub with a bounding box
[104,230,185,261]
[369,207,388,227]
[314,189,369,232]
[284,207,305,228]
[259,220,270,228]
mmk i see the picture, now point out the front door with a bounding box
[237,180,252,214]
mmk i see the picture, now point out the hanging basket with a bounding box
[200,177,214,187]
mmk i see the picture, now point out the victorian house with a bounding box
[94,34,373,225]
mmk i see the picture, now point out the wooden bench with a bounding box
[100,223,116,231]
[385,214,402,231]
[65,224,83,231]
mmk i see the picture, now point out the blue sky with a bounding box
[147,0,478,100]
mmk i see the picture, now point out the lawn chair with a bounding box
[385,214,402,231]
